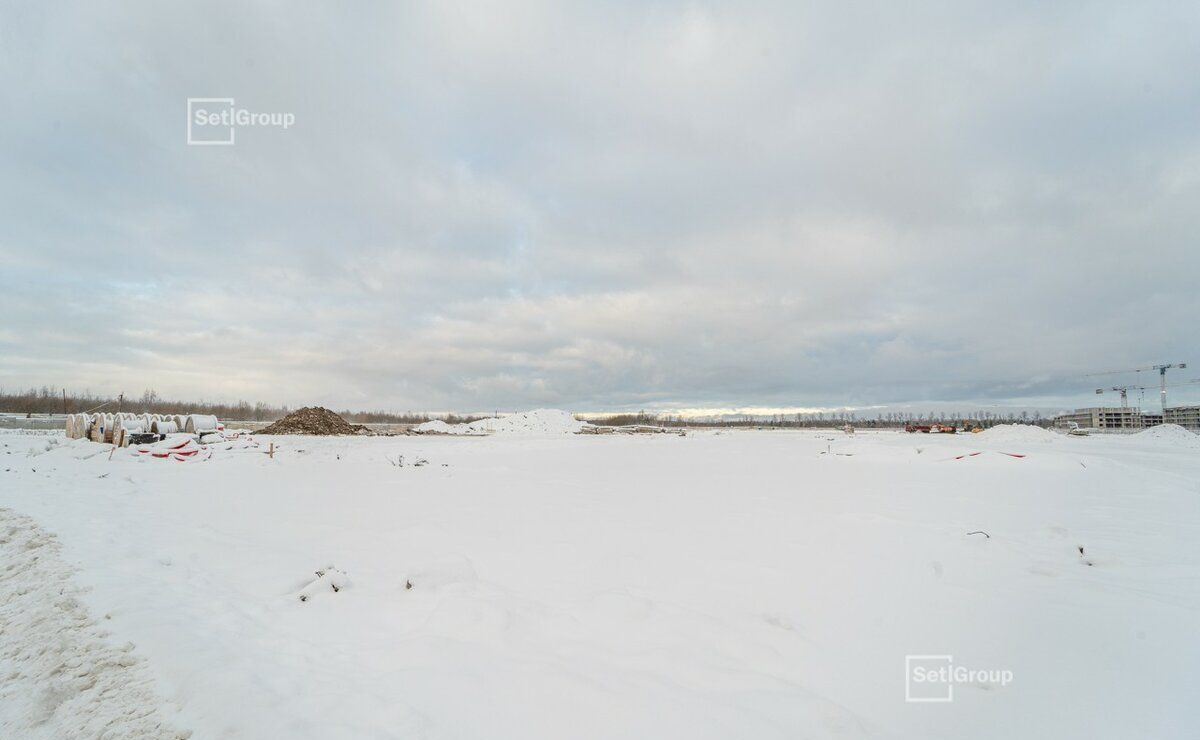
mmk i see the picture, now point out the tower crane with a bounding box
[1085,363,1188,410]
[1094,386,1135,408]
[1095,379,1200,412]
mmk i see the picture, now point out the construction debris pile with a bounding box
[65,412,225,447]
[257,407,370,436]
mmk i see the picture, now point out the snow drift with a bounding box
[977,423,1059,444]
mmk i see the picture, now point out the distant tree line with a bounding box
[0,387,479,425]
[587,410,1053,429]
[1,386,1053,428]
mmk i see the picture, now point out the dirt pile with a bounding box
[257,407,370,436]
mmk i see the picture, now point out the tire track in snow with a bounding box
[0,508,189,739]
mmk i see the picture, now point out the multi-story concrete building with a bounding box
[1141,413,1163,427]
[1053,407,1150,430]
[1163,406,1200,431]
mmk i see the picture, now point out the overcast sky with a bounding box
[2,1,1198,414]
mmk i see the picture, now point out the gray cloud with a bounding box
[2,1,1198,413]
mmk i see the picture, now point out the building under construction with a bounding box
[1053,407,1156,431]
[1163,406,1200,430]
[1060,362,1198,431]
[1052,406,1200,431]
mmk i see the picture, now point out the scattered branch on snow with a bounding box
[1078,545,1094,566]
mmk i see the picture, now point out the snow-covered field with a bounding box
[2,425,1198,738]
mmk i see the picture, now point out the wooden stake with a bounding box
[269,442,274,459]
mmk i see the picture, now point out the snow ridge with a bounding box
[0,509,188,739]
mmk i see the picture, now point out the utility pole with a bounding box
[118,393,124,413]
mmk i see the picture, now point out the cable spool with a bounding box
[184,414,219,434]
[151,419,178,435]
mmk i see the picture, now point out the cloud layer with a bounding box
[2,1,1198,412]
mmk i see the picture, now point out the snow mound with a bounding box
[978,424,1058,444]
[413,419,454,434]
[465,409,589,434]
[1134,423,1199,445]
[417,409,589,435]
